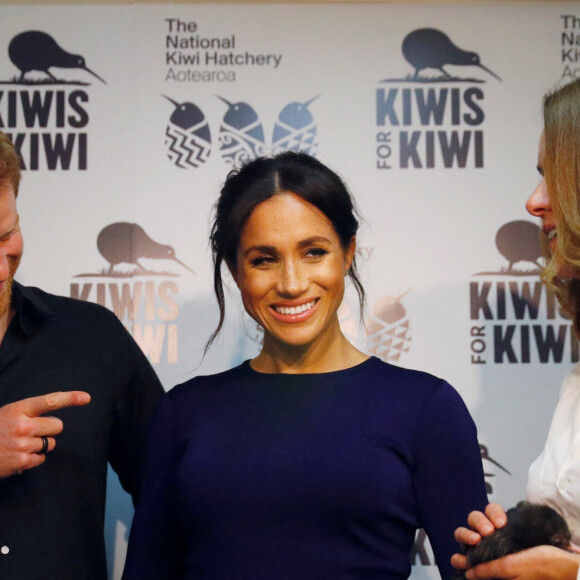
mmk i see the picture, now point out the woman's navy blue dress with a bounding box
[123,357,487,579]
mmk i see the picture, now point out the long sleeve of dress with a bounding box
[412,379,488,579]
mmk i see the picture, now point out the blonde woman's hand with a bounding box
[451,503,508,571]
[464,545,580,580]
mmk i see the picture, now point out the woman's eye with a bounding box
[250,256,275,267]
[306,248,328,259]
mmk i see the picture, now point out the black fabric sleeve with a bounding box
[412,380,488,580]
[107,320,164,499]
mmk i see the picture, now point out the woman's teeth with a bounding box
[274,300,316,315]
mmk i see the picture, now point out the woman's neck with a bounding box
[251,328,368,374]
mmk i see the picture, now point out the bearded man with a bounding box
[0,131,164,579]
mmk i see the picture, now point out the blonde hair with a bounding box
[0,131,21,196]
[541,79,580,331]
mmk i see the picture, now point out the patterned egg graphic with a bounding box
[217,96,265,166]
[272,96,319,155]
[164,95,211,169]
[365,290,412,363]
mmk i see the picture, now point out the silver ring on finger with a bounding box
[36,435,49,455]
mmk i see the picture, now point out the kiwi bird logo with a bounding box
[96,222,195,277]
[8,30,106,84]
[365,290,412,362]
[272,96,319,155]
[480,444,511,494]
[495,221,543,273]
[400,28,501,82]
[474,221,543,276]
[164,95,211,169]
[217,96,266,166]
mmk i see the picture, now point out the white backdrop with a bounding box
[1,2,578,577]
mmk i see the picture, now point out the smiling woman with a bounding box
[232,192,355,369]
[216,154,362,373]
[123,151,488,580]
[207,151,365,366]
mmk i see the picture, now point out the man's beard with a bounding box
[0,255,21,320]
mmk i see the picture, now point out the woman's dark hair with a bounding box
[206,151,365,351]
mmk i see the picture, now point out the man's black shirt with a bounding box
[0,282,163,579]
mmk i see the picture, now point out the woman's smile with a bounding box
[270,298,319,321]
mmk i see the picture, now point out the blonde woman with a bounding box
[453,79,580,580]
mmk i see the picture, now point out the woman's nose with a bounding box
[526,179,551,217]
[276,261,308,297]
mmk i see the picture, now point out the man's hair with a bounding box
[0,131,21,196]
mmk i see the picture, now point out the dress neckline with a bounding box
[242,356,377,378]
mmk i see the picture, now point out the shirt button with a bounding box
[1,546,9,555]
[558,477,569,491]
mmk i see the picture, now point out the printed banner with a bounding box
[1,3,579,577]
